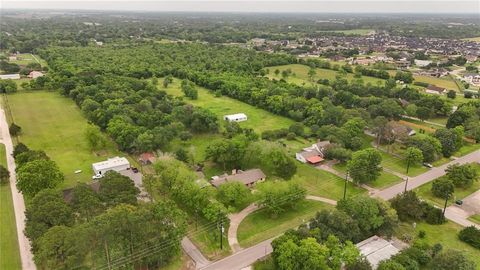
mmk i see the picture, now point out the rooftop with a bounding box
[356,236,403,269]
[211,168,265,187]
[92,156,130,171]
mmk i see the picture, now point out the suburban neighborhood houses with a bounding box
[1,5,480,270]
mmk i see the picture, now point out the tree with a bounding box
[163,75,173,88]
[216,181,250,208]
[390,191,425,221]
[308,209,362,243]
[431,177,454,199]
[347,148,382,184]
[84,125,107,151]
[268,148,297,179]
[16,159,64,197]
[174,147,189,163]
[257,181,306,217]
[181,80,198,99]
[34,226,88,270]
[289,123,305,137]
[434,128,461,158]
[70,183,104,221]
[446,163,478,188]
[13,143,29,158]
[346,258,372,270]
[458,226,480,249]
[431,250,476,270]
[395,71,413,84]
[99,171,140,207]
[25,189,74,242]
[9,123,21,136]
[0,165,9,184]
[0,79,18,93]
[447,90,456,99]
[205,137,247,170]
[307,67,316,83]
[377,260,406,270]
[404,147,423,172]
[407,135,442,162]
[337,196,398,238]
[416,106,433,121]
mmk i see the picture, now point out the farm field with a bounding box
[159,78,295,133]
[463,37,480,42]
[237,200,333,247]
[0,143,22,270]
[8,53,47,67]
[396,221,480,267]
[415,163,480,207]
[5,91,123,188]
[265,64,385,85]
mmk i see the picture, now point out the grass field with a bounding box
[5,91,123,188]
[265,64,385,86]
[396,221,480,267]
[187,218,230,260]
[416,163,480,207]
[237,200,333,247]
[0,143,22,270]
[293,163,365,200]
[463,37,480,42]
[414,74,460,91]
[468,214,480,224]
[333,162,403,189]
[159,78,295,133]
[9,53,47,67]
[379,151,428,177]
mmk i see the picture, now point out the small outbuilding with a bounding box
[28,71,44,79]
[425,85,447,95]
[356,235,406,269]
[92,156,130,175]
[224,113,248,122]
[0,74,21,80]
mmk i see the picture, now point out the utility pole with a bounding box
[404,177,409,192]
[404,156,411,193]
[442,194,449,220]
[343,171,349,200]
[219,219,224,250]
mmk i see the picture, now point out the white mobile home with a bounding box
[0,74,21,80]
[92,157,130,175]
[224,113,248,122]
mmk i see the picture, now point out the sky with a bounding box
[1,0,479,14]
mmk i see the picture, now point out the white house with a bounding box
[224,113,248,122]
[28,71,44,79]
[295,141,330,164]
[92,157,130,175]
[0,74,21,80]
[414,59,432,67]
[356,235,405,269]
[425,85,447,95]
[463,73,480,86]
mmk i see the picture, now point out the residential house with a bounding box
[463,73,480,86]
[395,59,410,69]
[356,235,406,269]
[224,113,248,122]
[0,74,20,80]
[210,169,266,188]
[138,152,156,165]
[425,85,447,95]
[92,156,130,176]
[28,71,44,79]
[295,140,331,164]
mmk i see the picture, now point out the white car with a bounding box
[92,174,103,180]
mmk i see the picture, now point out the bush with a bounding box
[0,165,9,184]
[413,81,429,87]
[286,132,296,140]
[425,206,444,225]
[458,226,480,249]
[9,123,22,136]
[418,230,426,239]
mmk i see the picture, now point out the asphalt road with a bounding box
[0,108,36,270]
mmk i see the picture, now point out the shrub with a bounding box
[425,207,445,225]
[9,123,21,136]
[0,165,9,184]
[418,230,426,239]
[458,226,480,249]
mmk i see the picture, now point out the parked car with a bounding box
[455,200,463,205]
[132,167,139,173]
[92,174,103,180]
[423,162,433,168]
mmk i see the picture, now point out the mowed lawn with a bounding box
[413,74,460,91]
[293,163,365,200]
[159,78,295,133]
[396,221,480,267]
[265,64,385,86]
[332,162,403,190]
[6,91,122,188]
[0,143,22,270]
[237,200,333,247]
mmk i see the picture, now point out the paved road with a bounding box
[0,108,36,270]
[199,238,273,270]
[375,149,480,200]
[181,237,211,269]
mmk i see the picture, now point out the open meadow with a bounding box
[265,64,386,85]
[159,78,295,133]
[5,91,124,188]
[0,143,22,270]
